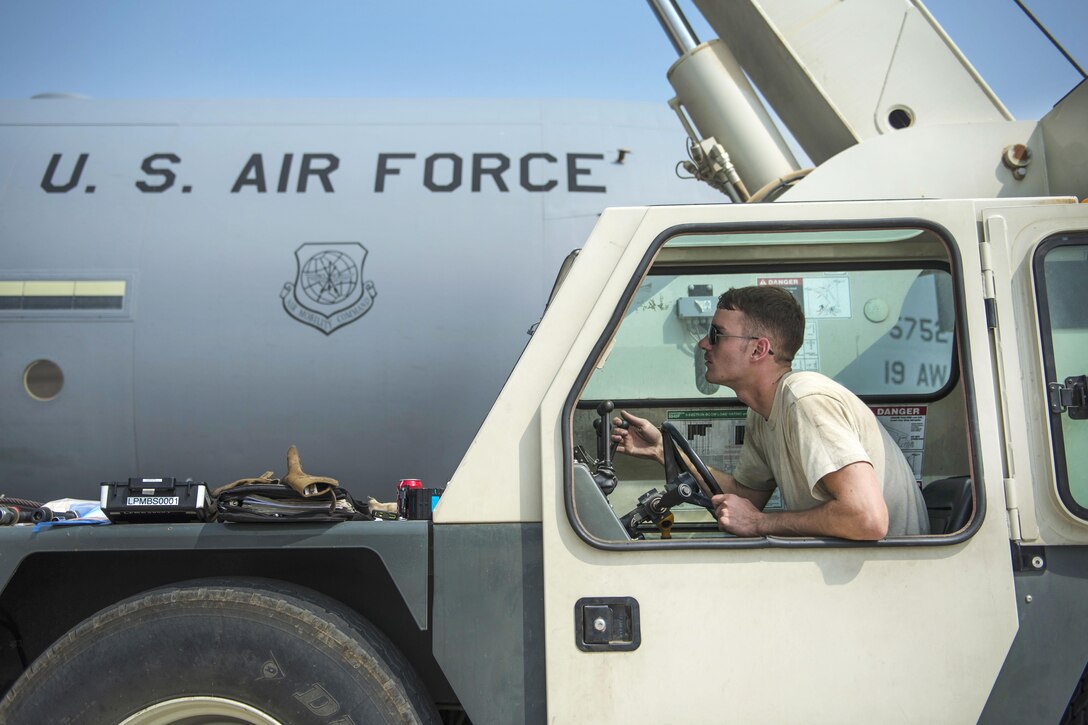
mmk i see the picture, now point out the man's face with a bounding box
[698,308,756,387]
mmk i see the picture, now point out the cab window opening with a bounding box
[1033,233,1088,519]
[566,225,976,547]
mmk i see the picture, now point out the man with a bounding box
[613,285,929,540]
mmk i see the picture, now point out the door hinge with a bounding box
[1003,477,1022,541]
[983,297,998,329]
[1048,375,1088,419]
[978,238,998,328]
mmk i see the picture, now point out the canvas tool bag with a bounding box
[212,446,372,523]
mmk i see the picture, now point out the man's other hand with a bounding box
[713,493,763,536]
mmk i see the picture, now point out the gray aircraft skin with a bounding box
[0,97,720,504]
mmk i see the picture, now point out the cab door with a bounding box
[978,202,1088,541]
[972,202,1088,722]
[539,199,1024,723]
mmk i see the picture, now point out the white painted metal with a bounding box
[530,199,1053,722]
[780,121,1044,202]
[693,0,1013,165]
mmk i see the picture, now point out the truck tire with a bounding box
[0,577,440,725]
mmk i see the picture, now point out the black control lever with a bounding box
[593,401,612,463]
[591,401,620,495]
[609,416,628,460]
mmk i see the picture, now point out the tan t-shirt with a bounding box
[733,371,929,536]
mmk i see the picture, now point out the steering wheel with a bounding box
[661,421,722,499]
[618,421,723,538]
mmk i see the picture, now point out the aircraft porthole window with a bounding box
[23,360,63,401]
[888,106,914,130]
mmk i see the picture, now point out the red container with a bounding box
[396,479,423,518]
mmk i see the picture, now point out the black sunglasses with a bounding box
[708,324,774,355]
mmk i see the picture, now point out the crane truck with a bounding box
[0,1,1085,722]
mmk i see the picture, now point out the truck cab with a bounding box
[437,195,1088,722]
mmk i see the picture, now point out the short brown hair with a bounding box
[717,286,804,363]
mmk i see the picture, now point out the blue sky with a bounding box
[0,0,1084,121]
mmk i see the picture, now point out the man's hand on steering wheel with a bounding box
[712,493,763,536]
[660,421,722,499]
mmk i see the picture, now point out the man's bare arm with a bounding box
[696,460,773,509]
[713,461,889,540]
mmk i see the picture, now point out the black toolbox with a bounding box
[100,478,210,523]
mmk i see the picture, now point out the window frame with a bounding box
[1032,231,1088,521]
[562,218,986,550]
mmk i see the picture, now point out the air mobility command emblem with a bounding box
[281,243,376,334]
